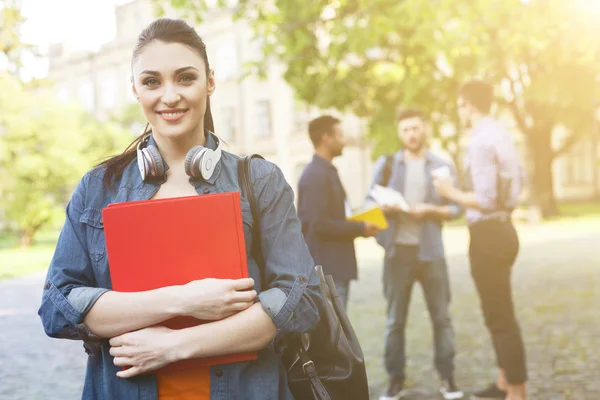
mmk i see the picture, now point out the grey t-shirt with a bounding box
[395,158,427,245]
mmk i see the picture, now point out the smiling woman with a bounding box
[37,18,322,400]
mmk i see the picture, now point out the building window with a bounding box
[219,106,236,141]
[293,100,310,135]
[255,100,272,137]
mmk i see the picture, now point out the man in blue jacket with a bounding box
[297,115,380,309]
[372,109,464,400]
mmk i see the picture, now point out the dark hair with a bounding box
[396,108,425,123]
[308,115,341,147]
[99,18,214,189]
[459,79,494,114]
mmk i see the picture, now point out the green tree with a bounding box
[0,73,130,246]
[159,0,600,217]
[110,101,146,134]
[0,0,35,75]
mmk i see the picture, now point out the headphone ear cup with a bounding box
[200,149,217,181]
[145,145,165,178]
[185,145,206,178]
[137,145,147,181]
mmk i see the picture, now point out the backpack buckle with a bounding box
[302,360,315,373]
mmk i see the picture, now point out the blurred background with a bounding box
[1,0,599,399]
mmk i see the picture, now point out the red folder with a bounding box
[102,192,258,373]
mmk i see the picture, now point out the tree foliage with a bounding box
[158,0,600,217]
[0,0,35,75]
[0,73,130,245]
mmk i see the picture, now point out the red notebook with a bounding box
[102,192,258,373]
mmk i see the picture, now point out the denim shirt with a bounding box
[37,132,321,400]
[369,151,463,262]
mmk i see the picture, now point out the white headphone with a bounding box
[136,132,222,181]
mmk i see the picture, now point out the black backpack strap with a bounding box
[237,154,266,273]
[297,346,331,400]
[381,154,394,187]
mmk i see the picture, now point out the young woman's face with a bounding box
[132,40,215,140]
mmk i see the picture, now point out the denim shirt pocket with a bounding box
[79,208,107,268]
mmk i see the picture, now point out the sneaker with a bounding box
[473,383,507,399]
[440,377,464,400]
[379,376,407,400]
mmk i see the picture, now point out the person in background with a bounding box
[297,115,380,309]
[433,79,528,400]
[371,108,464,400]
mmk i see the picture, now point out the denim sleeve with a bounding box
[469,139,498,210]
[370,155,388,188]
[37,174,106,347]
[251,161,321,347]
[365,155,387,207]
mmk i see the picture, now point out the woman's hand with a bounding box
[110,326,180,378]
[174,278,257,320]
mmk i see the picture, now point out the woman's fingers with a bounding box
[109,346,129,357]
[113,356,135,367]
[231,278,255,291]
[117,366,143,379]
[230,302,254,312]
[234,289,257,303]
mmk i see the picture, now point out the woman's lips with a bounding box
[157,110,188,123]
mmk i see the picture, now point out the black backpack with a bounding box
[237,155,370,400]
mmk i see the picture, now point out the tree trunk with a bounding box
[527,130,560,218]
[19,229,36,248]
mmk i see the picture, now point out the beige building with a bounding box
[45,0,599,208]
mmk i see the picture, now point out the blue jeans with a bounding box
[383,244,455,380]
[333,279,350,310]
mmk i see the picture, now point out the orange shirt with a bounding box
[157,367,211,400]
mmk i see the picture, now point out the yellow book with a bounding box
[347,206,388,230]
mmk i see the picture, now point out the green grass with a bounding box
[557,201,600,219]
[446,200,600,227]
[0,200,598,281]
[0,231,59,280]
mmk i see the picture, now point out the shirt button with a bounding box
[215,369,223,377]
[299,275,307,284]
[203,188,210,194]
[44,282,50,290]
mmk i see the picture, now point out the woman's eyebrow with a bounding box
[139,66,200,76]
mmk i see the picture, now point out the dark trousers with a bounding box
[469,219,528,385]
[383,245,455,380]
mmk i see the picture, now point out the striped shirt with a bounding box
[464,117,525,224]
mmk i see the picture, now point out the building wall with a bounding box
[44,0,599,207]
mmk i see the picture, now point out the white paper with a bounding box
[368,185,410,212]
[431,165,451,179]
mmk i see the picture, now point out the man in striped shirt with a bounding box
[433,80,528,400]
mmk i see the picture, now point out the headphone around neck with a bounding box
[136,132,222,182]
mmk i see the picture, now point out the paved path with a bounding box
[0,273,86,400]
[352,220,600,400]
[0,219,598,399]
